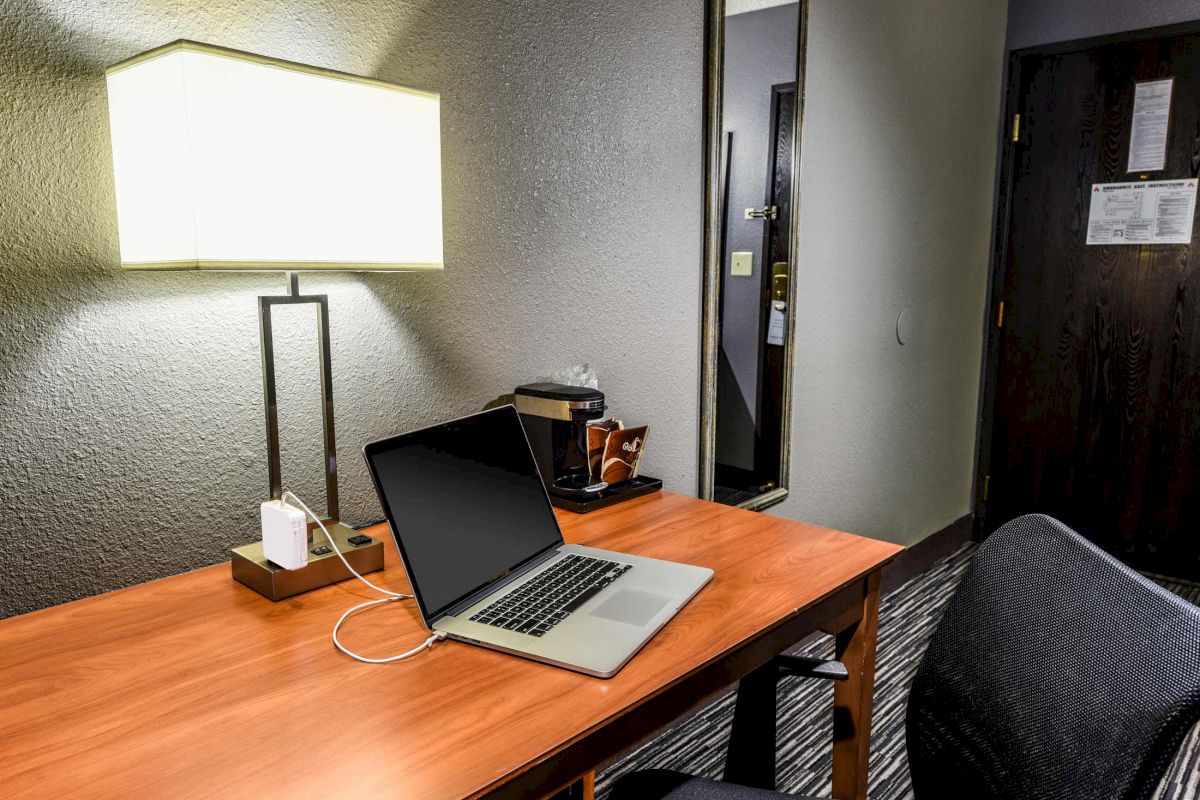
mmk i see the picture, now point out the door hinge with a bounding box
[982,475,990,502]
[997,301,1005,329]
[1011,113,1021,142]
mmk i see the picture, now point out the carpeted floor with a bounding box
[596,543,1200,799]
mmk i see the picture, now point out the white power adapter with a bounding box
[261,499,309,570]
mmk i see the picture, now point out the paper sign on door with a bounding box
[766,302,786,346]
[1086,180,1197,245]
[1128,78,1173,173]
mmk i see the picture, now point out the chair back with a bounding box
[906,514,1200,800]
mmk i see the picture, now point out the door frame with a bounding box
[973,19,1200,537]
[698,0,809,510]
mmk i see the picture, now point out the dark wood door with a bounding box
[987,27,1200,579]
[753,83,796,481]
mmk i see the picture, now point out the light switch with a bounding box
[731,251,753,277]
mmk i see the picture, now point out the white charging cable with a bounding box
[329,597,445,663]
[282,490,409,599]
[281,490,447,663]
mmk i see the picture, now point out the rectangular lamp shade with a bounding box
[104,41,443,271]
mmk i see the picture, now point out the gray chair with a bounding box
[610,514,1200,800]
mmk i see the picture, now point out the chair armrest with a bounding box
[775,654,849,682]
[723,655,848,789]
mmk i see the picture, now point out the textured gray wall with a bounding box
[0,0,703,617]
[716,2,799,471]
[769,0,1009,546]
[1007,0,1200,50]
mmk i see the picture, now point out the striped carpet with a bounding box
[596,543,1200,799]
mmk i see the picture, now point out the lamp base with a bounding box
[231,521,385,601]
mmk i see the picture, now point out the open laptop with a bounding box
[362,405,713,678]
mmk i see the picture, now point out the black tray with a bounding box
[549,475,663,513]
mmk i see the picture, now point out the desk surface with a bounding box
[0,491,901,799]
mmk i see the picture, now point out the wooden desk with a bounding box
[0,492,901,799]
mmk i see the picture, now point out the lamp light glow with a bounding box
[104,41,443,271]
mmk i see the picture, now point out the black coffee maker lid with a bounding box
[515,382,604,402]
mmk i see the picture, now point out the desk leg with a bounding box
[831,571,881,800]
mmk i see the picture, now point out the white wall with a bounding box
[770,0,1009,546]
[0,0,704,616]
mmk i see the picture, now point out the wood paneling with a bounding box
[0,491,899,799]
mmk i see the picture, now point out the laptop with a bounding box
[362,405,713,678]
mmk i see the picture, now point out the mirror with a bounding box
[699,0,807,510]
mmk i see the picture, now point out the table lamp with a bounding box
[104,41,443,600]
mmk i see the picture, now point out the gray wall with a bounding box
[717,2,799,470]
[0,0,703,617]
[770,0,1009,546]
[1008,0,1200,50]
[1,0,1019,616]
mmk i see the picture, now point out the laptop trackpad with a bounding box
[588,589,671,627]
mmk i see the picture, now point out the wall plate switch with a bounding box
[731,251,753,277]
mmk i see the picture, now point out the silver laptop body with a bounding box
[363,406,712,678]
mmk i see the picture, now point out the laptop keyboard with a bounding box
[469,554,632,637]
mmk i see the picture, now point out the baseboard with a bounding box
[880,512,975,596]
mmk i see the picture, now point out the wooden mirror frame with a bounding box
[698,0,809,511]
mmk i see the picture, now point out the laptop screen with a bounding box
[363,406,564,623]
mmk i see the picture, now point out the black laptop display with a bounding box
[363,406,563,623]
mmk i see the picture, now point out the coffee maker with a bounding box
[514,382,605,494]
[514,382,662,512]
